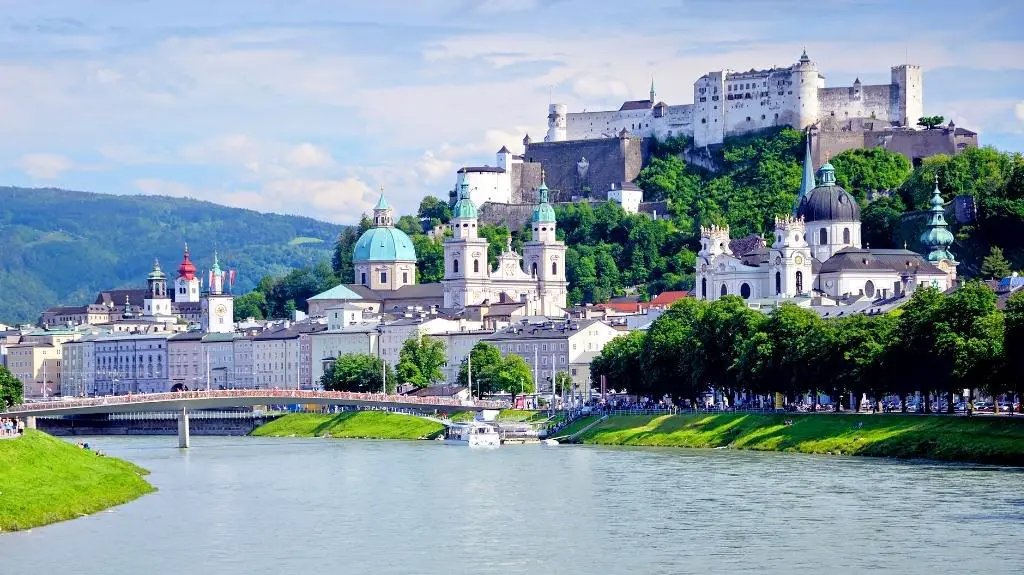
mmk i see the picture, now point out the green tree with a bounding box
[396,215,422,236]
[331,226,362,281]
[233,291,266,321]
[457,342,504,395]
[418,195,452,223]
[590,331,644,391]
[321,353,395,393]
[640,298,708,403]
[917,115,945,129]
[396,335,447,388]
[412,235,445,283]
[493,355,535,403]
[860,196,906,249]
[980,246,1012,279]
[830,147,912,202]
[1003,291,1024,410]
[553,371,574,396]
[692,296,765,400]
[935,281,1004,409]
[0,365,22,410]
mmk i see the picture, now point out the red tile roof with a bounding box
[650,291,689,307]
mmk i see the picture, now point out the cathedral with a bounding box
[339,183,568,317]
[696,138,957,303]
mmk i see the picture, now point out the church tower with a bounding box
[522,177,568,315]
[201,252,234,333]
[442,182,491,309]
[174,243,200,303]
[143,259,173,318]
[920,176,958,282]
[771,217,813,297]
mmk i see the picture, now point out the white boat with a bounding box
[443,422,501,448]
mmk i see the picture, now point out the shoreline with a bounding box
[555,413,1024,466]
[0,431,155,532]
[250,411,445,440]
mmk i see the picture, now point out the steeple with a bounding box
[799,48,810,64]
[373,186,394,227]
[793,132,816,215]
[452,181,478,221]
[533,170,555,223]
[817,158,837,186]
[649,77,656,103]
[920,175,957,263]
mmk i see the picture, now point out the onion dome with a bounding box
[920,177,956,263]
[452,182,477,219]
[147,259,166,280]
[177,243,197,280]
[796,162,860,222]
[532,178,556,223]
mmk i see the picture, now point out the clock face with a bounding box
[795,255,804,265]
[215,304,227,315]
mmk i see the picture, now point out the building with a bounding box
[92,334,169,395]
[484,319,621,393]
[352,194,419,291]
[607,182,643,214]
[201,253,235,334]
[549,51,924,149]
[6,343,61,398]
[442,180,568,315]
[695,139,956,303]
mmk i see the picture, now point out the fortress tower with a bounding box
[792,49,820,131]
[545,103,567,142]
[891,64,923,128]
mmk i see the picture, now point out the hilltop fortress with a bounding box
[548,50,923,148]
[460,50,976,228]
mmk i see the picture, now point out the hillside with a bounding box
[0,187,342,323]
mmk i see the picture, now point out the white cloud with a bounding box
[19,153,73,179]
[285,143,334,169]
[1016,101,1024,122]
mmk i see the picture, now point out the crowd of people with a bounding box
[1,417,25,438]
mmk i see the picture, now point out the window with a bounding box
[380,272,387,284]
[701,278,707,299]
[531,262,537,277]
[843,228,851,244]
[720,284,728,296]
[741,283,751,299]
[796,271,804,294]
[473,259,479,273]
[819,228,828,245]
[865,280,875,298]
[453,260,459,273]
[775,271,781,295]
[552,262,557,275]
[361,272,367,285]
[402,272,408,284]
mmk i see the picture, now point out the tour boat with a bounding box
[443,422,501,448]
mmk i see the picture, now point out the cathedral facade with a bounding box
[696,138,957,303]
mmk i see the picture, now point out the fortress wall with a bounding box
[478,202,537,230]
[522,137,649,201]
[567,109,652,140]
[819,84,895,123]
[814,127,973,168]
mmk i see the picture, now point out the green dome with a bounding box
[532,181,556,223]
[453,182,477,219]
[147,259,166,280]
[920,179,956,263]
[353,227,417,263]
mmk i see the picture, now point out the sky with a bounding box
[0,0,1021,224]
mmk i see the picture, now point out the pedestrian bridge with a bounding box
[2,390,505,448]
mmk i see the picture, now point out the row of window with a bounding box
[701,271,805,300]
[360,272,410,285]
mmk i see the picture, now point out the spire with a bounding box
[374,185,391,211]
[793,132,816,215]
[650,77,656,102]
[799,47,810,64]
[532,169,556,224]
[177,242,197,280]
[452,181,478,220]
[212,251,222,275]
[373,185,394,227]
[920,175,957,263]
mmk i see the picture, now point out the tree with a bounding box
[980,246,1012,279]
[493,355,535,403]
[553,372,574,396]
[590,331,644,391]
[830,147,912,202]
[233,291,266,321]
[935,281,1004,409]
[860,196,906,249]
[1003,292,1024,411]
[917,116,945,130]
[396,335,447,388]
[0,365,22,410]
[457,342,504,395]
[331,226,362,281]
[320,353,395,393]
[640,298,708,403]
[418,196,452,224]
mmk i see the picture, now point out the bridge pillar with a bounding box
[177,407,190,448]
[23,416,36,430]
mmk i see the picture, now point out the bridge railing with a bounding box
[4,389,506,414]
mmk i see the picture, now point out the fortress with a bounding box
[547,50,925,149]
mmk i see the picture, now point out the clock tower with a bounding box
[201,252,234,333]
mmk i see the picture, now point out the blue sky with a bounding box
[0,0,1021,223]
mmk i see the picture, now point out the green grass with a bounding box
[549,415,601,441]
[574,413,1024,465]
[250,412,445,440]
[287,236,325,246]
[0,431,155,532]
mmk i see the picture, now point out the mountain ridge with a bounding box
[0,186,343,323]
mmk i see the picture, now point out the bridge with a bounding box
[2,390,505,448]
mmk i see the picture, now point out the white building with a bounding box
[696,140,956,303]
[308,324,379,387]
[607,182,643,214]
[484,319,621,394]
[92,334,169,395]
[442,180,568,316]
[547,51,923,148]
[201,253,235,334]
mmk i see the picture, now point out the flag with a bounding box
[229,269,237,287]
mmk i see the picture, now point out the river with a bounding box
[2,437,1022,574]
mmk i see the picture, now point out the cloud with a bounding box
[1016,101,1024,122]
[18,153,73,179]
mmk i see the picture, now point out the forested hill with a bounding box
[0,187,341,323]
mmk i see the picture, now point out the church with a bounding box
[311,182,568,317]
[695,138,957,304]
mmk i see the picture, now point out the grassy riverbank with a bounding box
[559,413,1024,466]
[250,411,445,440]
[0,431,154,532]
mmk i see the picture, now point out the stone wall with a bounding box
[522,136,650,201]
[813,126,977,168]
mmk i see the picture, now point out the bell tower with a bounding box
[174,243,200,303]
[201,252,234,333]
[144,259,173,318]
[522,176,567,314]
